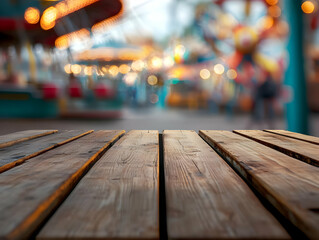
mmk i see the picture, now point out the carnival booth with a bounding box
[0,0,124,118]
[59,43,149,118]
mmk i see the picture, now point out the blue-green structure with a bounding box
[284,0,309,134]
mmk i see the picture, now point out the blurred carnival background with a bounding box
[0,0,318,135]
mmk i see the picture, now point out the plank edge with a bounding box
[6,130,125,240]
[263,130,319,146]
[0,130,58,149]
[233,130,319,167]
[199,130,319,239]
[0,130,95,174]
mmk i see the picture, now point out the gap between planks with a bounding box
[0,130,125,240]
[0,130,94,174]
[233,130,319,167]
[37,130,159,240]
[199,130,319,239]
[0,130,58,149]
[264,129,319,145]
[163,130,288,240]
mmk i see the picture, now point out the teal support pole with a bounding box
[284,0,309,134]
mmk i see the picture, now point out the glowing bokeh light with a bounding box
[64,64,72,74]
[265,0,278,5]
[268,5,281,18]
[260,16,274,30]
[175,45,186,56]
[200,69,211,80]
[213,64,225,75]
[109,65,119,77]
[55,0,99,19]
[131,60,145,71]
[84,66,93,76]
[119,64,131,74]
[124,72,137,86]
[226,69,237,80]
[302,1,315,14]
[150,57,162,69]
[163,56,174,68]
[55,36,69,49]
[24,7,40,24]
[147,75,158,86]
[101,66,108,73]
[71,64,81,75]
[91,1,124,33]
[40,7,57,30]
[55,28,90,49]
[41,0,99,31]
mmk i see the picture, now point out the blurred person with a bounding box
[248,67,279,129]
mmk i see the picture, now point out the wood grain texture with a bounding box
[0,130,58,149]
[199,130,319,239]
[0,130,94,173]
[0,130,125,240]
[37,130,159,240]
[234,130,319,167]
[264,129,319,145]
[164,130,288,240]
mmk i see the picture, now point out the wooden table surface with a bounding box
[0,129,318,240]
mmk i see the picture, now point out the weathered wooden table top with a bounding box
[0,129,318,240]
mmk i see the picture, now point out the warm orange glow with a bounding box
[64,64,72,74]
[118,49,144,61]
[55,36,69,49]
[56,0,98,19]
[268,5,281,18]
[92,1,124,33]
[40,7,57,30]
[74,47,145,62]
[109,65,119,76]
[101,66,108,73]
[265,0,278,6]
[55,28,90,49]
[56,2,69,17]
[171,69,183,78]
[84,66,93,76]
[24,7,40,24]
[119,64,130,74]
[302,1,315,14]
[40,0,99,30]
[131,60,145,71]
[40,20,55,30]
[71,64,81,75]
[261,16,274,30]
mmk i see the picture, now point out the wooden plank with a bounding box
[234,130,319,167]
[0,130,57,149]
[199,130,319,239]
[164,130,288,239]
[264,129,319,145]
[0,130,125,240]
[37,130,159,240]
[0,130,94,173]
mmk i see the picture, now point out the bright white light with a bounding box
[214,64,225,75]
